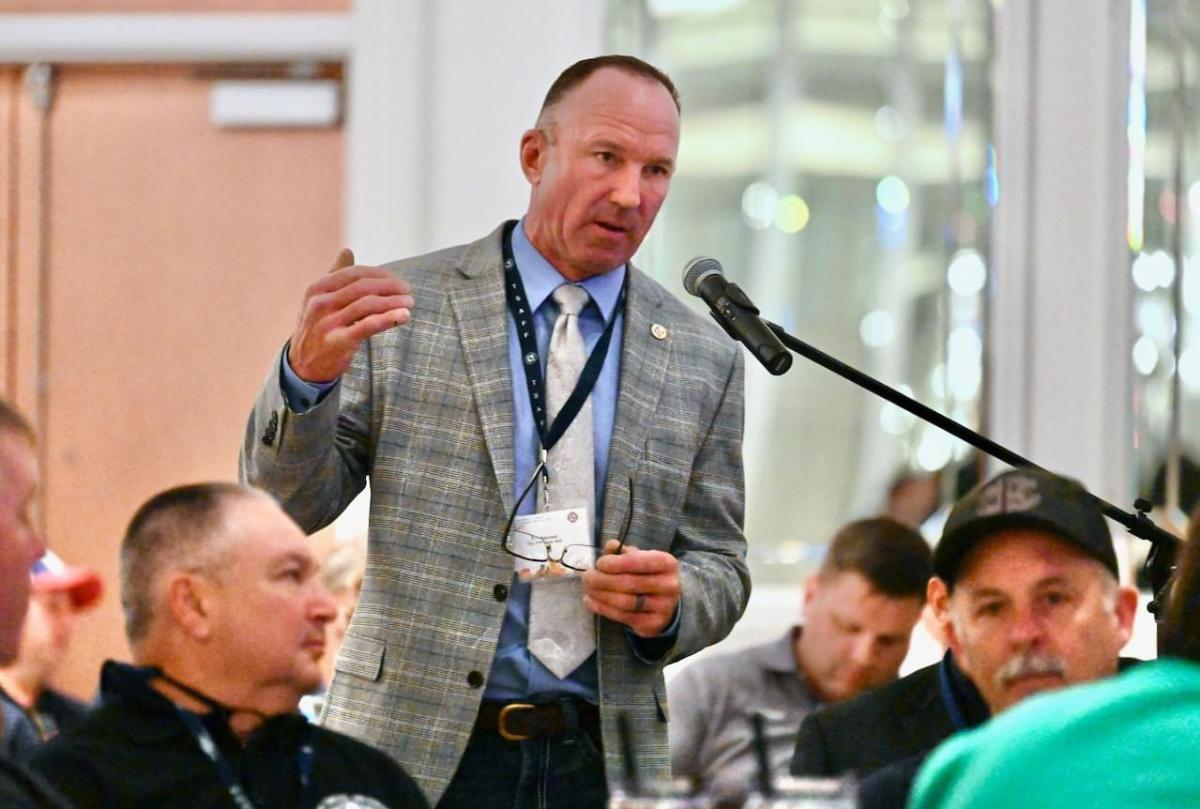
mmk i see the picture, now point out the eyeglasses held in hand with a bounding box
[500,464,636,569]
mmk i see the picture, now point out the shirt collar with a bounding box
[939,650,991,729]
[761,627,803,674]
[101,659,309,747]
[512,218,625,323]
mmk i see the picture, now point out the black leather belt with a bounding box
[476,699,600,741]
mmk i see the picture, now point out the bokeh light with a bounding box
[947,249,987,296]
[1132,250,1174,292]
[1180,348,1200,391]
[860,310,896,347]
[915,430,953,471]
[947,327,983,400]
[875,105,906,143]
[776,194,810,233]
[876,175,911,214]
[1137,297,1175,343]
[1132,336,1159,376]
[741,181,778,230]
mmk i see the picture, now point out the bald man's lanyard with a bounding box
[144,668,315,809]
[500,220,626,499]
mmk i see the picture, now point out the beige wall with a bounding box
[2,61,344,697]
[1,0,608,700]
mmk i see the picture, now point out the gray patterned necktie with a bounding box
[528,283,597,679]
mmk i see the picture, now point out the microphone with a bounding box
[682,258,793,375]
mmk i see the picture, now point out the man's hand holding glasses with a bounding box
[582,538,681,638]
[501,473,680,636]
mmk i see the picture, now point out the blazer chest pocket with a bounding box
[629,467,683,551]
[335,634,386,682]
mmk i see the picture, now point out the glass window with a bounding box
[1130,0,1200,529]
[609,0,996,585]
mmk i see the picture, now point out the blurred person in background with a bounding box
[880,466,955,653]
[299,535,368,720]
[318,534,367,688]
[0,398,73,808]
[0,551,102,759]
[668,518,930,795]
[907,502,1200,809]
[882,469,942,531]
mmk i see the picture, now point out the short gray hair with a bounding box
[120,482,265,645]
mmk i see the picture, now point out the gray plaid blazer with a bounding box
[240,224,749,803]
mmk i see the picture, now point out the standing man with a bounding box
[668,518,929,795]
[0,551,103,758]
[0,399,71,808]
[241,55,749,808]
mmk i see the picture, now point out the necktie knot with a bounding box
[552,284,590,317]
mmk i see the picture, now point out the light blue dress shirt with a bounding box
[485,219,624,701]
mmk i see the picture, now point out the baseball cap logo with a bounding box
[976,475,1042,516]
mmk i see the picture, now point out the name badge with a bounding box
[510,507,595,580]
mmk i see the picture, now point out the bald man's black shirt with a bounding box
[29,661,428,809]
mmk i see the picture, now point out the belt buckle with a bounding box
[497,702,537,741]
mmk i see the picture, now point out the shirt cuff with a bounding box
[279,343,340,414]
[627,599,682,664]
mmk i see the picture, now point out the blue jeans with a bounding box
[436,718,608,809]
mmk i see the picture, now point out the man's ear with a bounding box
[928,577,959,650]
[519,128,547,184]
[802,574,820,610]
[1113,584,1139,645]
[165,572,214,642]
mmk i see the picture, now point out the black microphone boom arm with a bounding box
[763,319,1180,617]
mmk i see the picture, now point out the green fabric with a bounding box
[908,658,1200,809]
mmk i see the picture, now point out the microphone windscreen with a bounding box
[682,256,723,295]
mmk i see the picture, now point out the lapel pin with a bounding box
[651,323,668,340]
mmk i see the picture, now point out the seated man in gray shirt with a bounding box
[667,518,931,794]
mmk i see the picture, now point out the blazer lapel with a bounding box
[449,226,516,516]
[601,267,670,541]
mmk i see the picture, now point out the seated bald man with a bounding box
[791,468,1140,808]
[30,483,428,809]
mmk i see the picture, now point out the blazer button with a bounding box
[467,670,485,689]
[493,584,508,602]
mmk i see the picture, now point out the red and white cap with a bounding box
[30,550,102,611]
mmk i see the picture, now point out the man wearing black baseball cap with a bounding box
[791,467,1139,803]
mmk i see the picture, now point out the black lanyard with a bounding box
[501,220,626,457]
[144,668,315,809]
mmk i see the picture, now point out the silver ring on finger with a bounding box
[634,593,647,613]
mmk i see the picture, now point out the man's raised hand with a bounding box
[287,249,414,382]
